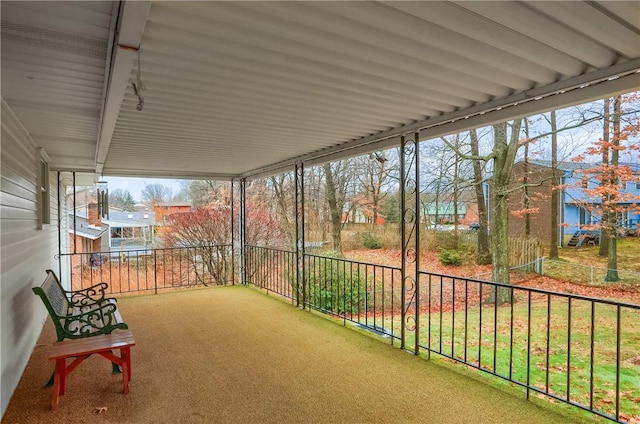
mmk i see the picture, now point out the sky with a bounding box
[103,176,186,203]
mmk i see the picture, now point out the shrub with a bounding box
[305,253,369,315]
[439,249,463,266]
[361,232,382,249]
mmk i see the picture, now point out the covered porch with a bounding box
[1,1,639,422]
[3,285,574,424]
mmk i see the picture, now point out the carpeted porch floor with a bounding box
[2,285,587,424]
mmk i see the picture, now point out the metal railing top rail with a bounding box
[59,244,235,295]
[246,245,639,308]
[417,269,640,309]
[304,250,402,271]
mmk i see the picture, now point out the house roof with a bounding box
[528,159,640,174]
[426,202,467,216]
[2,1,638,180]
[528,160,593,172]
[68,216,108,240]
[104,211,156,227]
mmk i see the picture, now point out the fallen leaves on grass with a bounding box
[345,249,640,304]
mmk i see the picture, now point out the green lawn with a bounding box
[557,238,640,272]
[386,297,640,421]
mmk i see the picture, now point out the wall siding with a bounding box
[0,99,61,417]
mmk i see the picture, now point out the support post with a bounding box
[231,180,235,285]
[295,163,305,308]
[400,133,420,353]
[239,179,247,285]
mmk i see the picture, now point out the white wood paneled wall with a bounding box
[0,98,61,417]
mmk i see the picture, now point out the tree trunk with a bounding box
[605,96,621,281]
[323,163,343,255]
[523,119,531,237]
[599,98,611,256]
[469,129,491,264]
[488,119,522,304]
[270,175,296,249]
[549,110,560,259]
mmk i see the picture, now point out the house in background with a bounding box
[153,201,192,224]
[103,209,156,253]
[508,160,640,246]
[423,200,479,228]
[69,203,156,256]
[69,203,108,256]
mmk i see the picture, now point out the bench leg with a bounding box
[121,347,131,394]
[110,350,122,375]
[51,359,65,411]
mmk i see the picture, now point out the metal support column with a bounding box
[239,178,247,285]
[230,180,236,285]
[295,163,305,308]
[400,133,420,353]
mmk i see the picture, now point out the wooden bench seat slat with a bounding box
[49,331,135,410]
[49,332,135,358]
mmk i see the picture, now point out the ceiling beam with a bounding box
[95,1,151,175]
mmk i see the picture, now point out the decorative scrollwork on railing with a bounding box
[403,143,415,156]
[405,315,417,332]
[404,178,416,195]
[403,208,416,224]
[404,276,417,332]
[404,248,417,264]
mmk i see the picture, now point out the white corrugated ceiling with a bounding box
[1,1,114,171]
[2,1,639,180]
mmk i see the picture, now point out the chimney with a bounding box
[88,203,101,226]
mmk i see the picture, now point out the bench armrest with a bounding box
[62,302,128,339]
[65,282,109,306]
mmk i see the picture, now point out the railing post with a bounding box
[153,249,158,295]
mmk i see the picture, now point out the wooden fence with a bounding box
[433,231,543,271]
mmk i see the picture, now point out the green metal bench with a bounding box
[33,269,128,341]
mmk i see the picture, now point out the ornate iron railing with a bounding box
[58,245,234,295]
[245,246,403,341]
[244,245,640,423]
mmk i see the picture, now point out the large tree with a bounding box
[162,203,287,284]
[489,119,524,298]
[268,173,296,248]
[548,110,560,260]
[109,188,136,211]
[569,93,639,281]
[141,183,172,208]
[469,129,491,264]
[353,151,398,228]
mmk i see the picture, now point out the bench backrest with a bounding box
[32,271,69,318]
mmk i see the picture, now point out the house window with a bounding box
[38,150,50,228]
[581,178,588,189]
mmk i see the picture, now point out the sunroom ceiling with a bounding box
[2,1,639,180]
